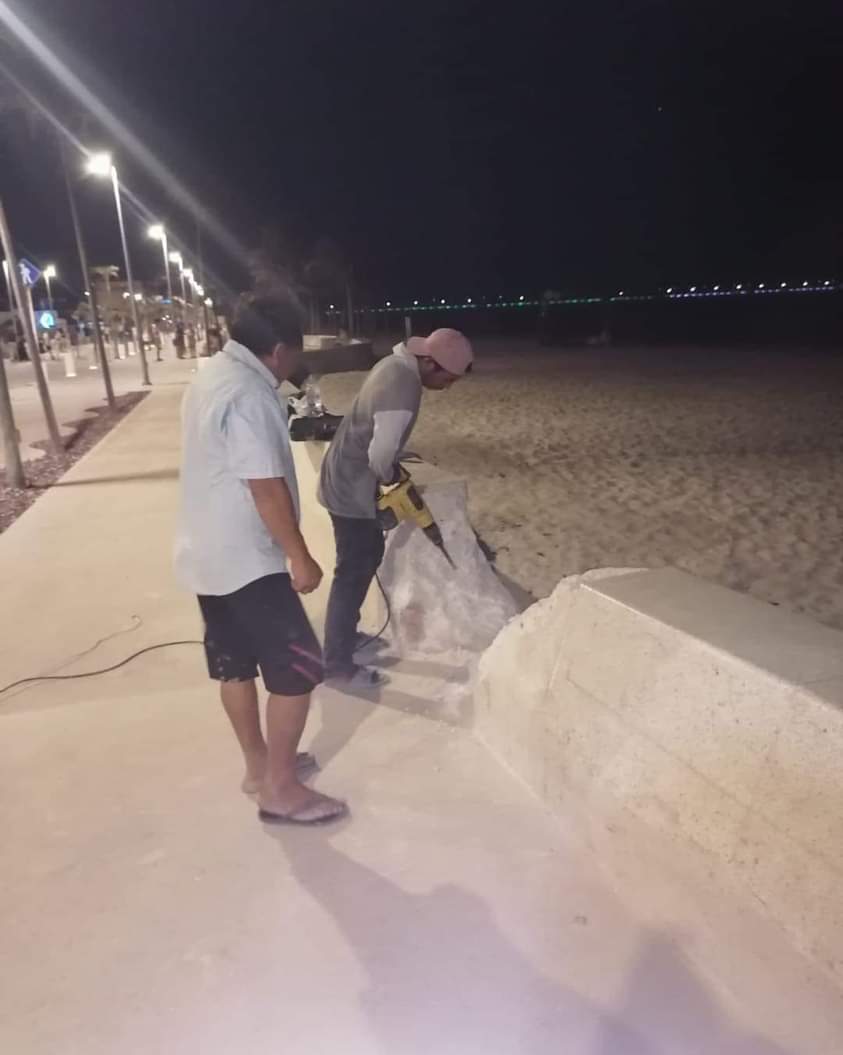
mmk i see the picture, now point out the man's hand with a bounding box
[289,552,323,594]
[247,478,320,592]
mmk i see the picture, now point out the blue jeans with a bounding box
[324,515,385,673]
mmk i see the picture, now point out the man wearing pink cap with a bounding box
[318,328,473,684]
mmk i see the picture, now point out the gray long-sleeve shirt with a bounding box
[318,344,422,519]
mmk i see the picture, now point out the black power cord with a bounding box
[357,571,392,650]
[1,568,395,699]
[0,640,202,697]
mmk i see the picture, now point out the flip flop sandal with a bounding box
[258,795,348,826]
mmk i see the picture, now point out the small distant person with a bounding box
[175,294,346,825]
[174,322,186,359]
[150,320,163,362]
[318,328,473,684]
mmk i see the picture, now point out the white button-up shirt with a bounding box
[174,340,300,596]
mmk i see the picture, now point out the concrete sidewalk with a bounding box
[2,348,195,465]
[1,385,841,1054]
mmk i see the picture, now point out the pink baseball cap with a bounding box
[407,328,473,376]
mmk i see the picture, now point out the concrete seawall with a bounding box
[293,433,843,987]
[474,567,843,984]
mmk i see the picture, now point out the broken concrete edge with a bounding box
[473,566,843,990]
[385,459,534,615]
[291,439,532,632]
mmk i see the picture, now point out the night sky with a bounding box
[1,0,842,306]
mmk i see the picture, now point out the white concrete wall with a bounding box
[474,567,843,984]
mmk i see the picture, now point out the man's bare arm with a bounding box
[248,478,322,593]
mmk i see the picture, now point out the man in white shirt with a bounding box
[176,295,346,825]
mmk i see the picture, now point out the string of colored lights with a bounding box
[329,280,840,316]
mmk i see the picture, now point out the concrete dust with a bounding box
[379,480,520,658]
[374,480,520,709]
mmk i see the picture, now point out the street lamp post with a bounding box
[196,284,208,345]
[193,279,206,342]
[169,249,188,322]
[183,268,197,355]
[0,195,62,454]
[134,291,147,355]
[0,254,25,488]
[148,224,173,304]
[61,138,114,404]
[85,153,150,386]
[2,258,20,344]
[0,335,24,488]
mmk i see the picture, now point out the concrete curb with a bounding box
[474,567,843,986]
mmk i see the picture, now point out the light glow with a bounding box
[85,152,113,177]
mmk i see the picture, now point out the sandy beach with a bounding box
[320,340,843,631]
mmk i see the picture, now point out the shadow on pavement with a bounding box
[309,689,378,768]
[266,829,786,1054]
[311,653,474,767]
[370,654,469,682]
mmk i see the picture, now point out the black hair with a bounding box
[229,294,304,358]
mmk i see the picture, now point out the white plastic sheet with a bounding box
[379,480,519,656]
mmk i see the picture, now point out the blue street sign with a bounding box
[19,258,41,287]
[38,310,56,330]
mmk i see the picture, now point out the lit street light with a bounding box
[43,264,56,314]
[85,152,150,386]
[148,224,173,304]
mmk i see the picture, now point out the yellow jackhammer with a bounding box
[376,466,455,568]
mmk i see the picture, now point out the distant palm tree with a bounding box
[90,264,120,292]
[303,236,355,336]
[248,220,305,297]
[248,221,356,337]
[89,265,123,357]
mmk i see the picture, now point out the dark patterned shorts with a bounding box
[198,574,323,696]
